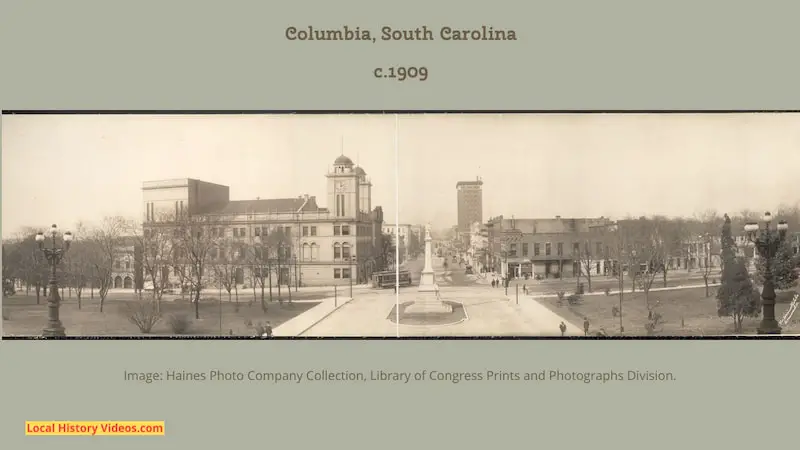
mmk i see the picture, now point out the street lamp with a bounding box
[35,224,74,337]
[744,211,789,335]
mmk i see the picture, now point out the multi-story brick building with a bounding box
[140,154,385,289]
[488,216,613,279]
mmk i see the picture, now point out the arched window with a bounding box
[302,243,311,261]
[311,243,318,261]
[342,243,351,260]
[333,242,341,260]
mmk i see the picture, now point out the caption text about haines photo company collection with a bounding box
[283,25,520,82]
[125,369,676,385]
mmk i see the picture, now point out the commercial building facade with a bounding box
[488,216,614,280]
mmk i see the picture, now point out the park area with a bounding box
[537,285,800,336]
[1,289,323,336]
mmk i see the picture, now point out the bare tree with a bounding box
[212,236,240,312]
[8,229,48,302]
[264,228,292,305]
[696,210,723,297]
[66,234,92,310]
[131,213,175,312]
[637,219,667,310]
[658,217,689,288]
[576,238,594,293]
[86,216,126,312]
[173,215,218,319]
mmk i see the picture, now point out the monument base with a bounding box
[418,271,435,287]
[404,291,453,315]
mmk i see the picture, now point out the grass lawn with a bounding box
[511,275,718,296]
[537,286,800,336]
[2,291,321,336]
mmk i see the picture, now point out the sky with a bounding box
[4,113,800,239]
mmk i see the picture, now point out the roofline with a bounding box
[456,181,484,187]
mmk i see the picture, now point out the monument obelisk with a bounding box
[405,223,452,314]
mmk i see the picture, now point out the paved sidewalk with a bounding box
[273,296,354,336]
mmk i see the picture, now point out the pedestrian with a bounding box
[559,321,567,336]
[583,317,590,336]
[491,279,496,288]
[263,321,273,338]
[523,284,527,295]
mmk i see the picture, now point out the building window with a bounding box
[233,228,238,238]
[336,194,345,217]
[509,244,517,257]
[342,225,350,235]
[311,243,318,261]
[284,226,291,235]
[334,269,341,279]
[557,242,563,256]
[310,226,317,236]
[573,243,580,255]
[596,242,602,256]
[116,260,121,269]
[302,226,309,236]
[342,268,351,279]
[303,243,310,260]
[534,243,540,256]
[545,243,551,256]
[342,243,351,260]
[522,243,529,256]
[334,243,341,260]
[334,225,341,236]
[255,227,261,237]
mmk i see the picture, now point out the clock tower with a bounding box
[326,154,359,219]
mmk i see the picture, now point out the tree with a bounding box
[755,240,799,291]
[576,239,595,293]
[717,214,760,332]
[248,238,271,312]
[379,232,396,271]
[213,237,240,312]
[65,237,93,310]
[174,215,218,319]
[637,219,666,310]
[6,230,50,302]
[131,213,174,308]
[659,217,689,288]
[696,211,723,297]
[407,230,422,258]
[264,228,292,305]
[86,216,126,312]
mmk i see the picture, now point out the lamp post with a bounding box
[744,211,789,335]
[349,255,354,298]
[35,224,73,337]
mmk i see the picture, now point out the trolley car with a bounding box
[371,270,412,289]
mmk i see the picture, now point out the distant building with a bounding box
[456,178,483,236]
[111,237,143,290]
[138,154,385,289]
[382,223,413,263]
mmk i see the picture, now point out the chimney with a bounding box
[304,194,309,200]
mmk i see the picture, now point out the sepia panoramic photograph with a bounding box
[3,113,800,338]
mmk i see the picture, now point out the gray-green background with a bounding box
[3,0,800,448]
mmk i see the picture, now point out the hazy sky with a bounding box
[4,113,800,239]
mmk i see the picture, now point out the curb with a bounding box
[294,297,354,336]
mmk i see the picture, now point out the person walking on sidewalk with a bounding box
[583,317,590,336]
[559,321,567,336]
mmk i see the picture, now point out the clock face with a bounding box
[336,182,347,192]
